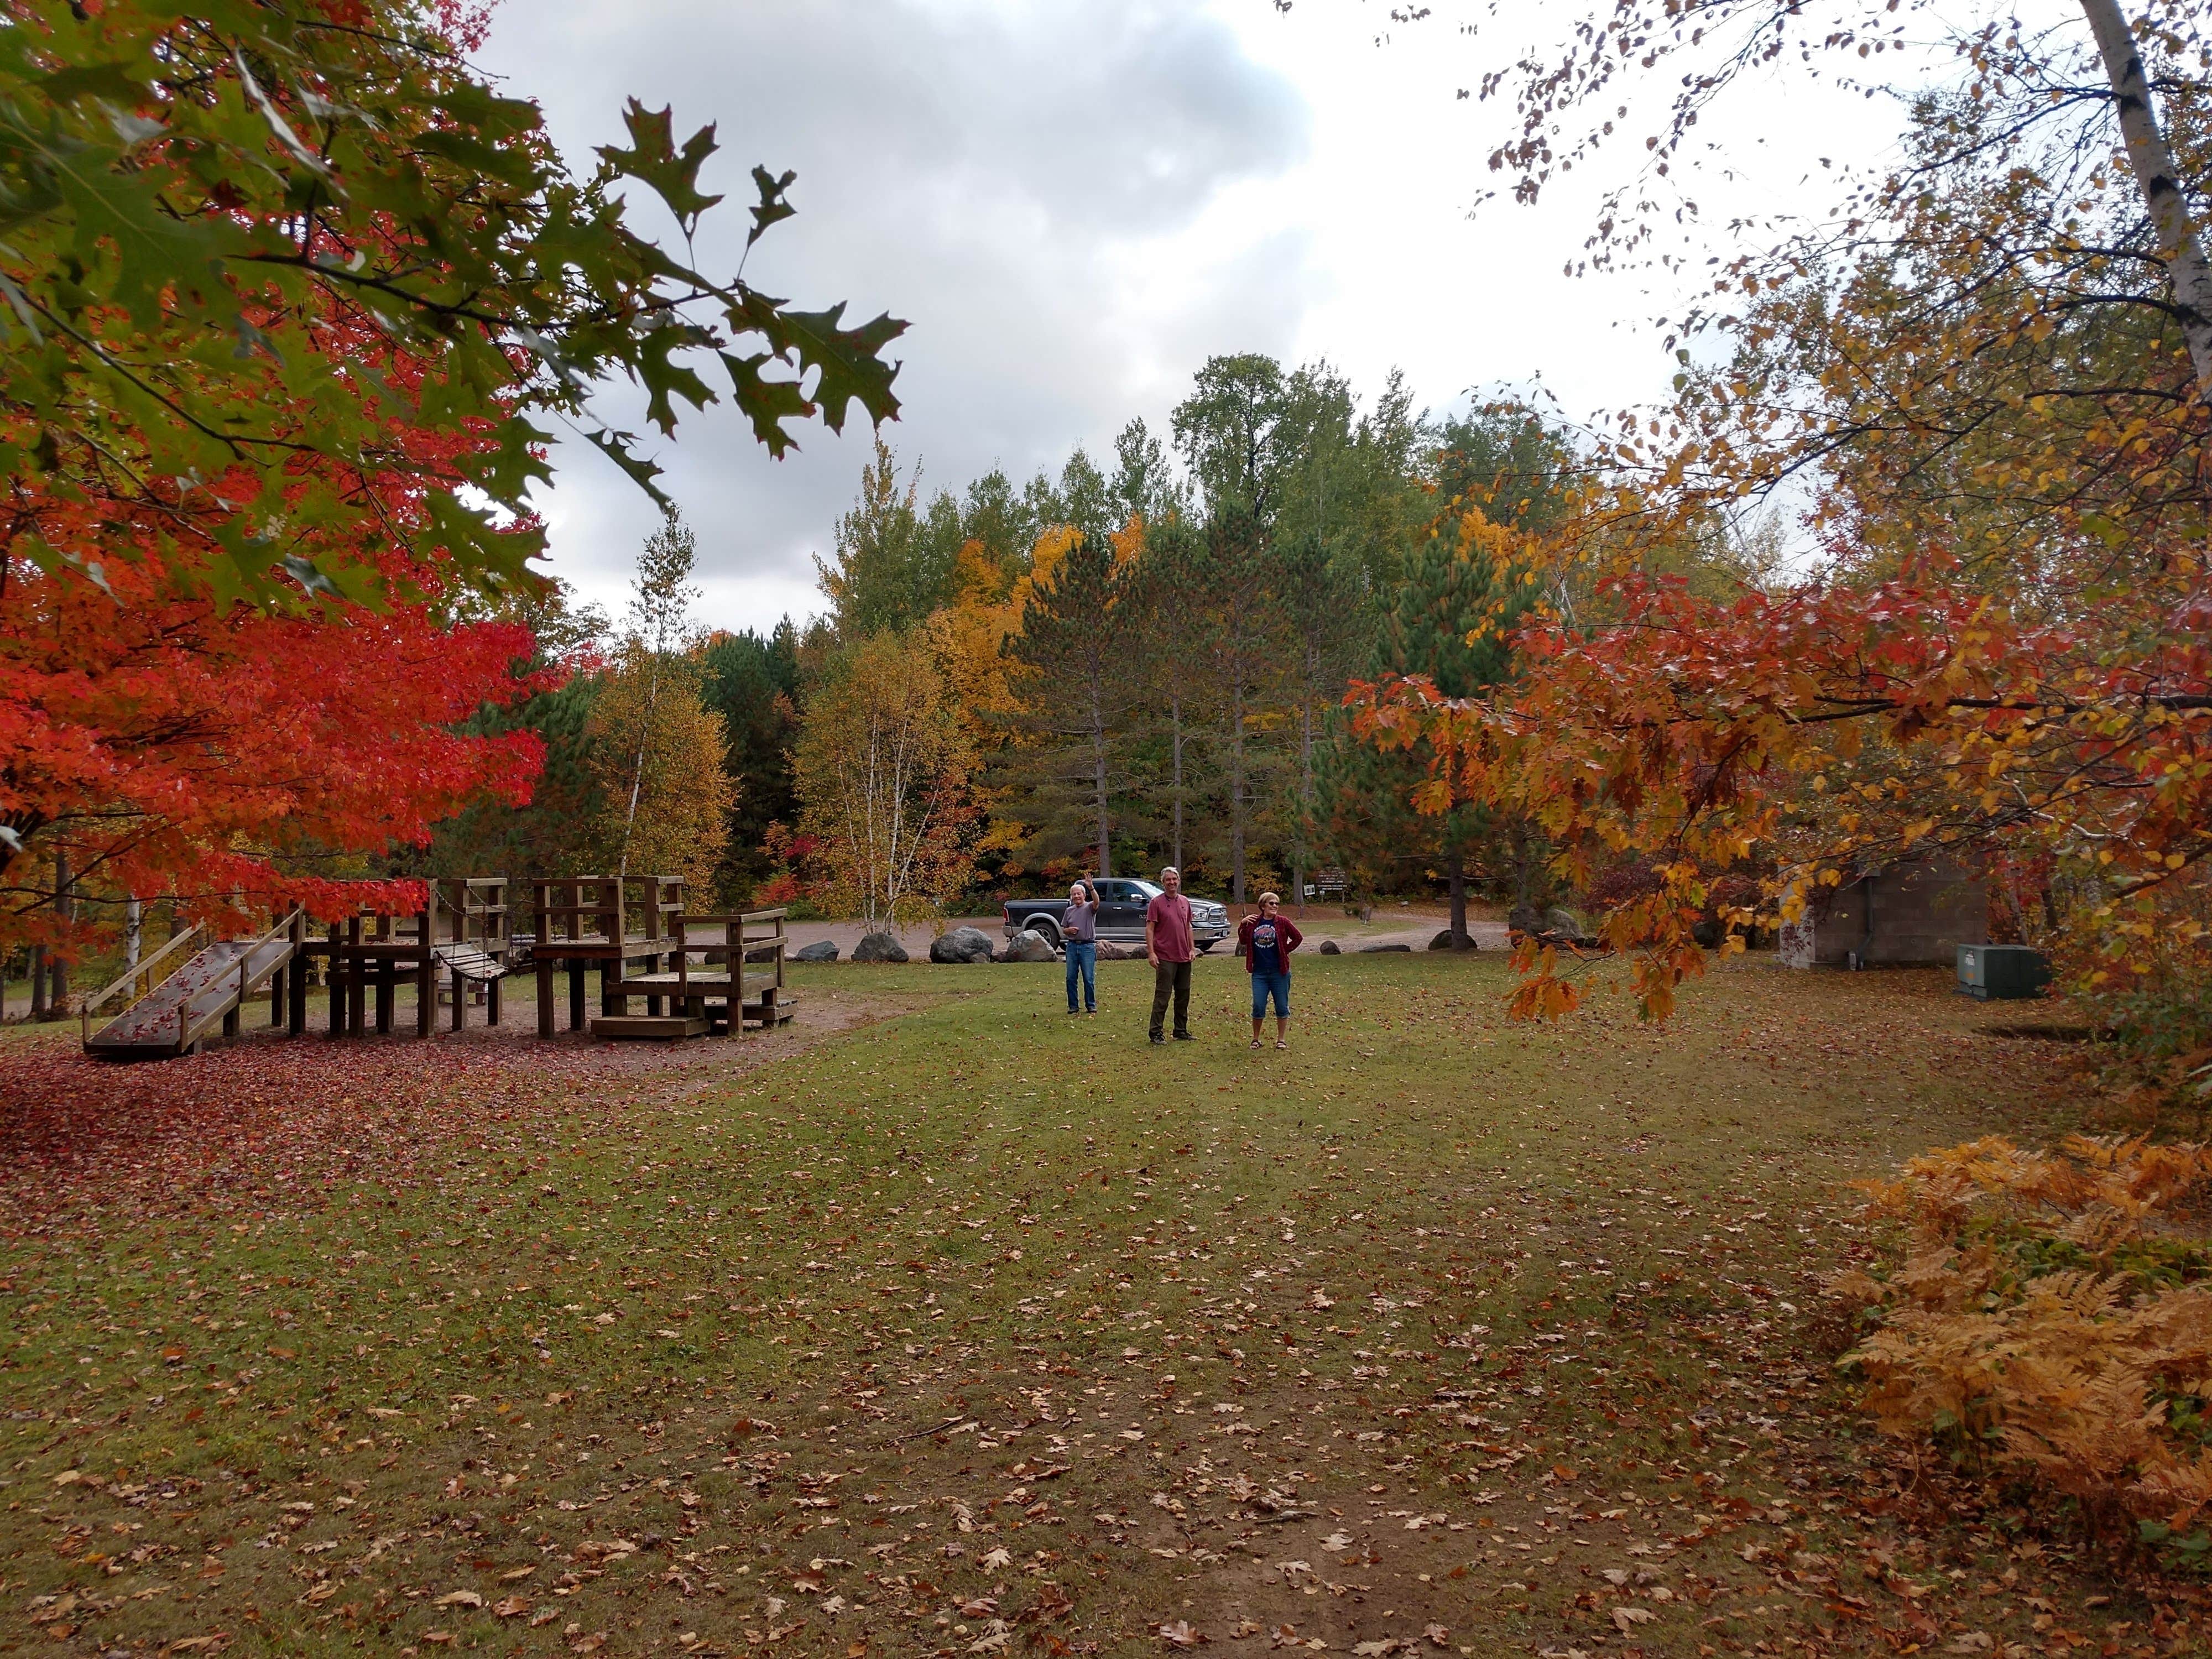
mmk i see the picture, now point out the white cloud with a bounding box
[482,0,1923,633]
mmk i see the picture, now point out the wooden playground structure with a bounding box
[80,875,795,1058]
[529,877,796,1040]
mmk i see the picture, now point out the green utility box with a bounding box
[1956,943,2051,1000]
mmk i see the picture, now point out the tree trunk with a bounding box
[1295,674,1314,916]
[1091,660,1111,878]
[1447,841,1468,947]
[126,896,143,971]
[29,943,46,1020]
[1170,696,1185,871]
[1229,673,1246,905]
[49,849,69,1014]
[2081,0,2212,396]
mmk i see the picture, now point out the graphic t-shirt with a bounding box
[1147,893,1194,963]
[1249,920,1283,975]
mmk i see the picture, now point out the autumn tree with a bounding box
[0,1,902,611]
[584,659,732,898]
[586,517,734,895]
[791,633,975,928]
[1352,1,2212,1047]
[426,581,609,882]
[1328,509,1548,941]
[0,0,904,965]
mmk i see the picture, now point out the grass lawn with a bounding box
[1,951,2185,1657]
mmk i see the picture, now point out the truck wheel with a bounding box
[1031,919,1062,949]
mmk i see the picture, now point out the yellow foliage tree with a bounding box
[792,632,975,928]
[585,643,736,899]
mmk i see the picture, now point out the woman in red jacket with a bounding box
[1237,891,1303,1050]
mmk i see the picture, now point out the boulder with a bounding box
[1358,942,1413,953]
[1318,938,1342,955]
[1429,929,1477,952]
[1096,940,1143,961]
[1507,902,1545,936]
[851,931,909,964]
[791,940,839,963]
[745,945,780,963]
[930,926,996,964]
[998,929,1058,964]
[1545,906,1592,940]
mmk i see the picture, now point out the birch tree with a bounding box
[792,634,975,928]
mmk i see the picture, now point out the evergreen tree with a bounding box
[702,619,802,894]
[1323,512,1542,942]
[815,437,947,635]
[1123,518,1210,873]
[1003,527,1141,875]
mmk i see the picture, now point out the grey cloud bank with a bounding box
[479,1,1315,631]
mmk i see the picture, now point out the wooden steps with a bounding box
[591,1014,711,1040]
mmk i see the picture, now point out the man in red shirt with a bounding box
[1145,866,1196,1044]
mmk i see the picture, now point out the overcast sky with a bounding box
[478,0,1922,634]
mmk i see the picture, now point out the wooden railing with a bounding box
[79,922,205,1046]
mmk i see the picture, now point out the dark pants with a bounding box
[1149,958,1192,1039]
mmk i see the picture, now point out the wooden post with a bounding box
[486,879,505,1029]
[643,875,664,1018]
[328,922,346,1035]
[415,886,437,1039]
[347,916,367,1035]
[288,912,307,1037]
[534,879,554,1038]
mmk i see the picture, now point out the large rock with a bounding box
[1318,939,1342,955]
[1508,903,1545,936]
[1096,940,1143,961]
[745,945,780,963]
[1545,906,1592,940]
[930,926,995,964]
[1358,942,1413,953]
[852,931,909,963]
[998,929,1058,963]
[1429,928,1477,952]
[791,939,839,963]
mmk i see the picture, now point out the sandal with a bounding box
[1275,1040,1290,1050]
[1248,1039,1262,1050]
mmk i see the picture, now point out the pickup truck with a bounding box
[1003,879,1232,952]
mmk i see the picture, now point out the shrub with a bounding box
[1835,1135,2212,1554]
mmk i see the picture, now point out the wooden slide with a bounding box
[82,913,302,1061]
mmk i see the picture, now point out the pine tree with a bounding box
[1003,523,1142,875]
[702,620,802,894]
[1324,510,1540,941]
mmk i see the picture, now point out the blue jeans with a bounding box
[1065,939,1097,1011]
[1251,970,1291,1019]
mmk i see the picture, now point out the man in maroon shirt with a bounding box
[1145,866,1196,1044]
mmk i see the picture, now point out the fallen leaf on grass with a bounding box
[1611,1608,1655,1634]
[1160,1621,1203,1649]
[434,1590,484,1608]
[501,1566,536,1581]
[493,1596,530,1618]
[979,1546,1013,1569]
[1423,1629,1449,1649]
